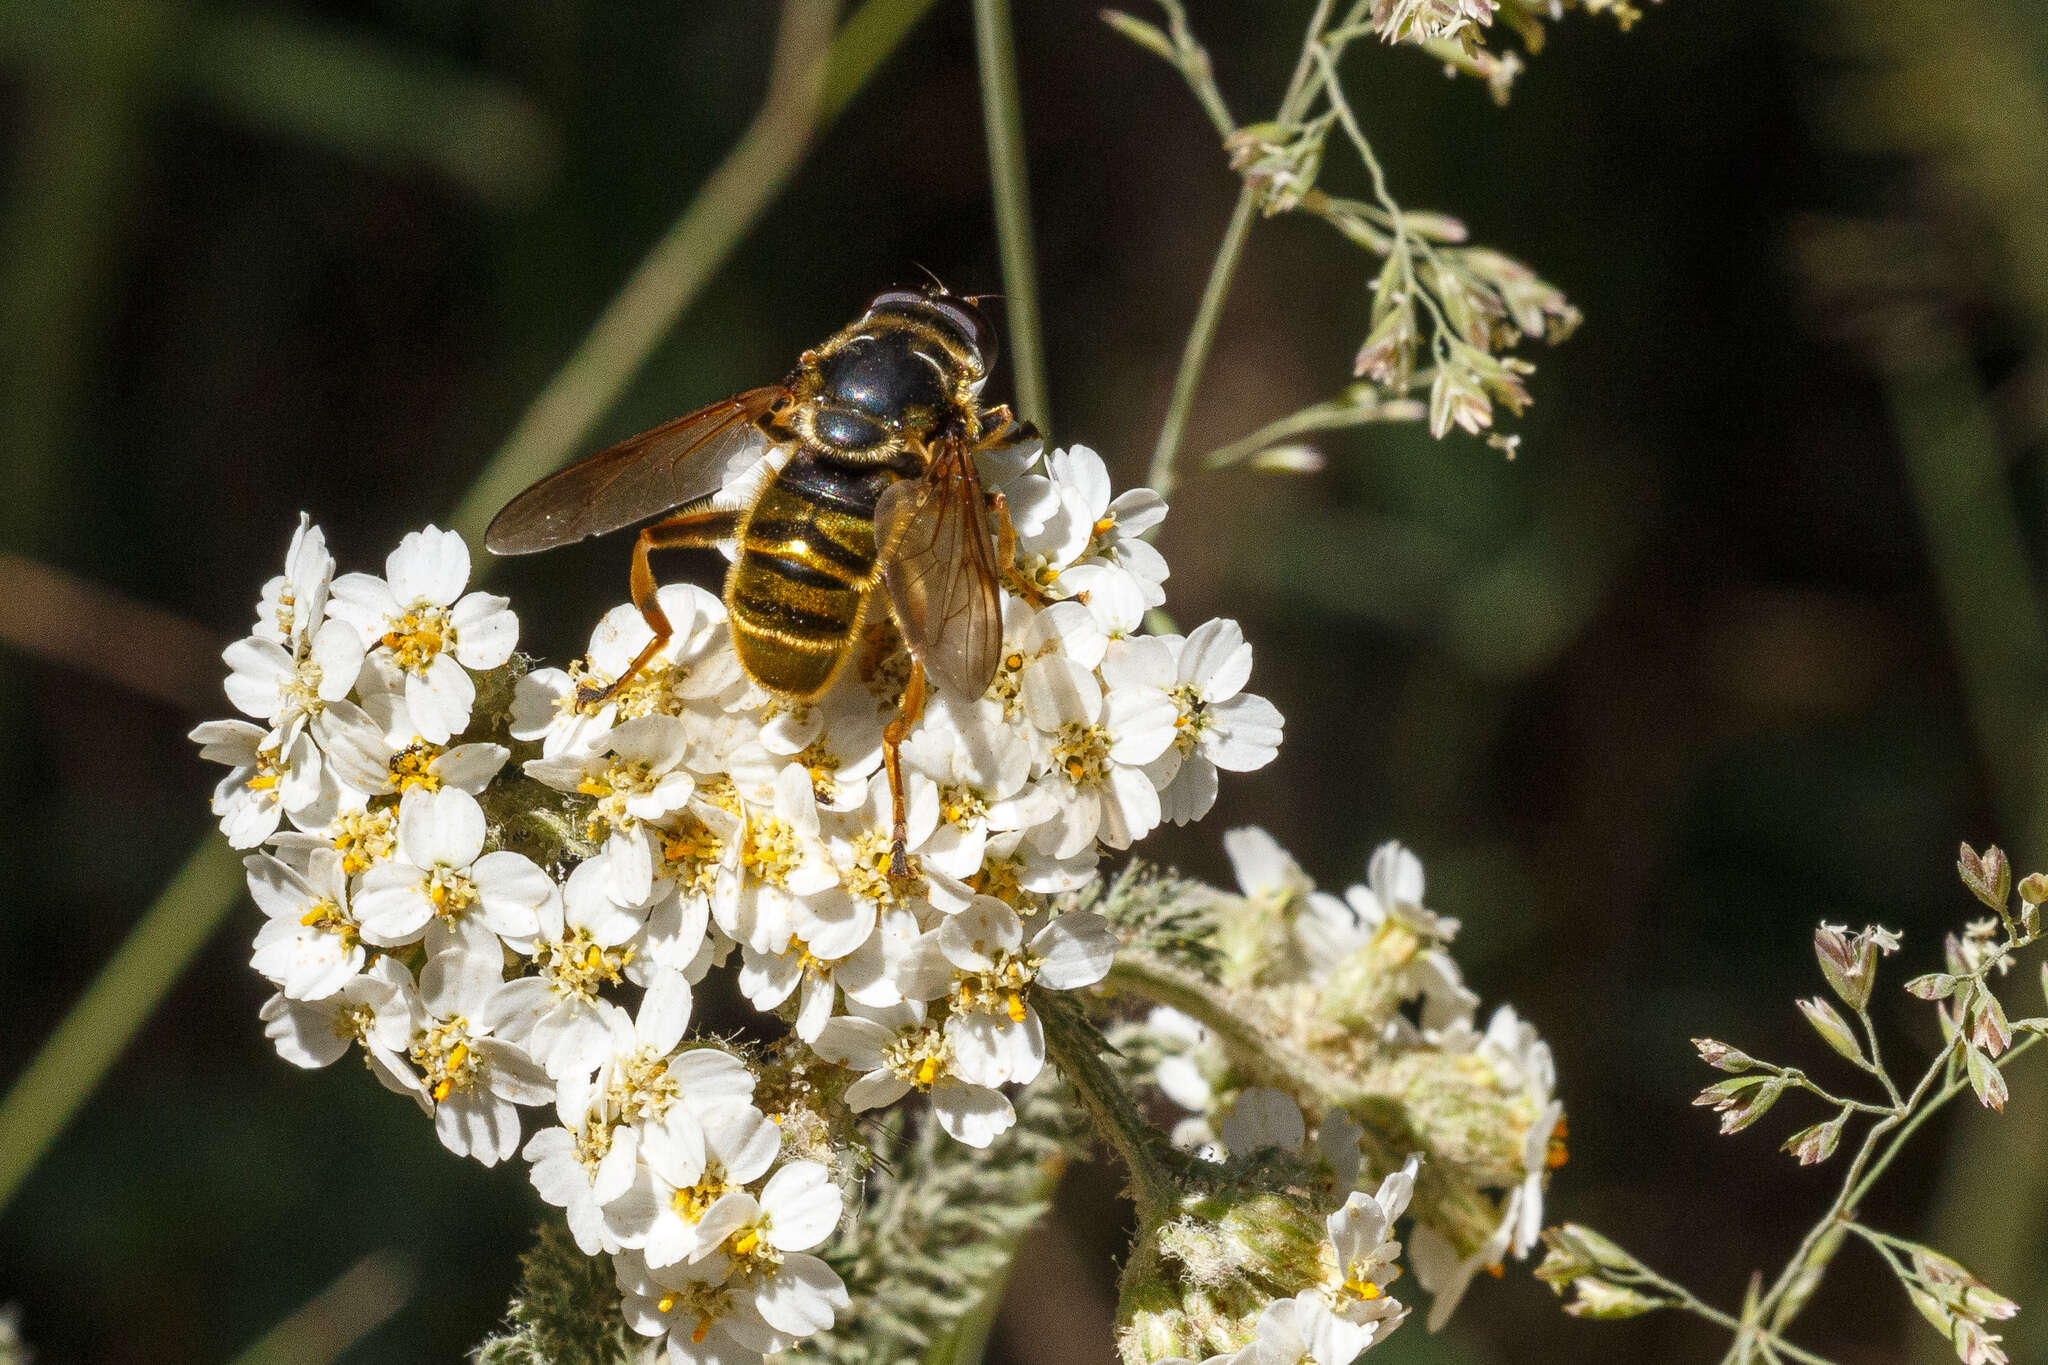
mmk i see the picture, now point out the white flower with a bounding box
[525,1101,643,1256]
[315,698,508,799]
[247,848,363,1000]
[527,714,697,906]
[221,618,363,737]
[326,526,517,743]
[259,955,418,1079]
[510,584,742,757]
[403,957,556,1165]
[352,787,554,982]
[487,857,661,1080]
[254,513,335,649]
[191,719,337,848]
[1018,649,1177,856]
[634,1101,783,1269]
[1219,1087,1306,1157]
[618,1159,849,1362]
[812,1010,1015,1148]
[721,764,840,955]
[1110,621,1284,826]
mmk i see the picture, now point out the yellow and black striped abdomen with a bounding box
[727,451,895,697]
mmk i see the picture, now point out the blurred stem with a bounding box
[1888,339,2048,844]
[0,840,243,1214]
[1146,186,1257,500]
[1199,392,1411,469]
[1887,337,2048,1363]
[0,0,935,1223]
[971,0,1049,429]
[1039,995,1175,1224]
[1144,0,1340,497]
[448,0,940,545]
[224,1249,415,1365]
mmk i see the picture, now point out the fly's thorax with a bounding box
[787,309,987,461]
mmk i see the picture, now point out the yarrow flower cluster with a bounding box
[1118,830,1563,1339]
[196,444,1282,1363]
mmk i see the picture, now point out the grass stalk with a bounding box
[971,0,1050,429]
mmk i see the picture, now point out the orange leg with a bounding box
[990,490,1051,607]
[882,657,928,878]
[578,507,738,705]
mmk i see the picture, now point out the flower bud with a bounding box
[1115,1188,1332,1364]
[1958,843,2011,913]
[1692,1038,1758,1073]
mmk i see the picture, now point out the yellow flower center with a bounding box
[388,739,444,792]
[660,818,726,897]
[794,739,841,804]
[939,784,988,829]
[742,816,802,888]
[968,855,1025,907]
[411,1020,482,1103]
[576,759,660,837]
[1052,722,1111,787]
[379,605,452,673]
[296,897,359,950]
[331,807,398,875]
[844,829,913,906]
[671,1168,733,1223]
[539,929,633,1000]
[424,867,478,918]
[884,1028,951,1091]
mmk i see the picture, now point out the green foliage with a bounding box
[802,1077,1087,1365]
[472,1225,645,1365]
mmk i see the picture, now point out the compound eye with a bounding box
[932,297,998,374]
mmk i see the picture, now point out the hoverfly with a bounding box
[486,287,1035,876]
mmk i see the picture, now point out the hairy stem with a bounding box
[971,0,1049,429]
[1038,994,1176,1224]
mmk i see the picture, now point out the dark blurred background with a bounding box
[7,0,2048,1361]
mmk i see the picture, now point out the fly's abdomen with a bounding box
[727,458,887,697]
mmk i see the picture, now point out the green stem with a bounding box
[970,0,1049,429]
[1038,994,1176,1224]
[1107,951,1346,1105]
[0,840,243,1213]
[0,0,936,1222]
[447,0,938,546]
[1143,0,1339,497]
[1145,184,1258,500]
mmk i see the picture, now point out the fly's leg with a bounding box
[882,657,928,879]
[991,490,1052,607]
[578,506,739,706]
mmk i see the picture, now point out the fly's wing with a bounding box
[875,442,1003,701]
[484,387,782,554]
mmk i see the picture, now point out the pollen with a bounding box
[742,816,802,888]
[379,605,452,673]
[656,1293,677,1314]
[917,1056,938,1086]
[1051,722,1111,787]
[330,807,398,876]
[388,739,443,792]
[1006,992,1027,1024]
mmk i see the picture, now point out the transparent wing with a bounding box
[876,442,1002,700]
[484,387,782,554]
